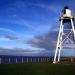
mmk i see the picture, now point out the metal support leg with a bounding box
[53,20,63,64]
[71,19,75,47]
[58,23,64,62]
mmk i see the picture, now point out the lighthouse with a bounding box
[53,6,75,64]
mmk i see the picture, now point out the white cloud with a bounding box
[7,19,35,30]
[0,46,45,56]
[0,27,17,35]
[30,3,61,13]
[0,37,10,41]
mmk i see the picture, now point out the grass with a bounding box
[0,62,75,75]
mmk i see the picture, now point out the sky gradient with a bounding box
[0,0,75,56]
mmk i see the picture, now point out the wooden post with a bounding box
[41,58,42,62]
[27,58,28,63]
[38,58,39,62]
[0,57,1,64]
[35,58,36,62]
[31,58,32,62]
[9,58,10,63]
[16,58,17,63]
[47,58,48,61]
[71,57,74,63]
[22,57,23,63]
[44,58,46,61]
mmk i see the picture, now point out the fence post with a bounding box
[38,58,39,62]
[16,58,17,63]
[9,57,10,63]
[35,58,36,62]
[27,58,28,63]
[43,58,44,61]
[0,57,1,64]
[31,58,32,62]
[41,58,42,62]
[45,58,46,62]
[22,57,23,63]
[47,58,49,62]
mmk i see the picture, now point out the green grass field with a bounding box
[0,62,75,75]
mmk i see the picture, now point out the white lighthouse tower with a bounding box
[53,6,75,64]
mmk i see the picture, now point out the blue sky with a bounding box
[0,0,75,56]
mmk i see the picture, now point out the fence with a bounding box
[0,56,53,64]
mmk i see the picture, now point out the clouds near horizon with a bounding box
[0,0,75,56]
